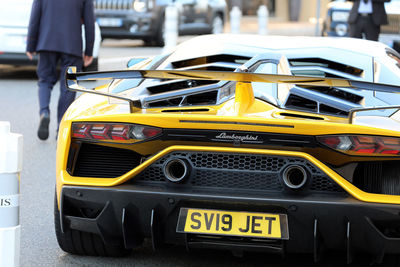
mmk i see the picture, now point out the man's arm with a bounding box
[26,0,41,59]
[82,0,95,66]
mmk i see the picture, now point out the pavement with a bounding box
[228,15,318,36]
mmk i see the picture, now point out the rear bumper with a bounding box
[96,12,157,40]
[100,28,154,39]
[0,52,37,66]
[59,184,400,260]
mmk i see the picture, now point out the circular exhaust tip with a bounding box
[282,165,307,190]
[163,158,189,183]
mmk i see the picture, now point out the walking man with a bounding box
[26,0,95,140]
[348,0,391,41]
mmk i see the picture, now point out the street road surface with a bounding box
[0,38,379,267]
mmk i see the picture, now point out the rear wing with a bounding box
[66,66,400,120]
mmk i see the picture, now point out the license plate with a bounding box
[97,18,123,27]
[176,208,289,239]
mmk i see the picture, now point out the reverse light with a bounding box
[71,122,162,143]
[317,135,400,156]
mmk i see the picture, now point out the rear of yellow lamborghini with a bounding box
[54,70,400,264]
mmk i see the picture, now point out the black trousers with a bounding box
[349,14,380,41]
[37,51,83,125]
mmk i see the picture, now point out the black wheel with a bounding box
[54,193,131,257]
[82,57,98,72]
[393,41,400,54]
[143,38,156,47]
[155,18,165,47]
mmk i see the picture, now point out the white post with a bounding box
[0,122,22,267]
[315,0,321,36]
[163,3,179,53]
[230,6,242,34]
[257,5,269,35]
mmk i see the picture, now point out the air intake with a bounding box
[353,161,400,195]
[70,143,141,178]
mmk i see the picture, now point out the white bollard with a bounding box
[163,4,179,53]
[230,6,242,34]
[257,5,269,35]
[0,122,22,267]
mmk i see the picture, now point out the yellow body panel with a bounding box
[57,145,400,205]
[56,81,400,206]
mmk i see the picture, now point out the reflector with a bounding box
[71,122,162,143]
[317,135,400,156]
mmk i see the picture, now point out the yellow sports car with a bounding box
[55,35,400,263]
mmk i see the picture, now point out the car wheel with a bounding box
[143,38,155,47]
[211,15,224,34]
[54,192,131,257]
[393,41,400,54]
[155,19,165,47]
[82,57,98,72]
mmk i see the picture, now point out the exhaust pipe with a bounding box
[282,165,307,190]
[163,158,189,182]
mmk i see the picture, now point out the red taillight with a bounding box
[142,127,162,138]
[110,125,130,140]
[72,124,91,139]
[71,123,162,142]
[317,135,400,156]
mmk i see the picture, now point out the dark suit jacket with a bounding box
[26,0,95,57]
[348,0,390,26]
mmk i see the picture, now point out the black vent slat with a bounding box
[285,94,318,112]
[71,143,141,178]
[171,54,251,69]
[289,58,363,76]
[354,161,400,195]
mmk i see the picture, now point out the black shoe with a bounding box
[37,112,50,140]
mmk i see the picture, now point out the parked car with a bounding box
[94,0,227,46]
[0,0,102,71]
[55,34,400,263]
[322,0,400,52]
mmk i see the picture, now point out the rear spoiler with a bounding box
[66,66,400,118]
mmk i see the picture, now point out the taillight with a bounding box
[317,135,400,156]
[71,123,162,143]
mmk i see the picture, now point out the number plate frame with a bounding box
[97,18,123,27]
[176,208,289,240]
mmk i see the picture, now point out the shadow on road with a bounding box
[0,65,37,79]
[54,239,387,267]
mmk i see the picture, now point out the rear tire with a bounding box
[82,58,98,72]
[155,19,165,47]
[393,41,400,54]
[54,193,131,257]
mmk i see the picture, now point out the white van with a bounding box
[0,0,101,71]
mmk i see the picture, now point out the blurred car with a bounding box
[0,0,102,71]
[94,0,227,46]
[55,34,400,263]
[322,0,400,52]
